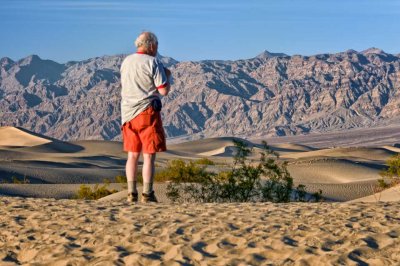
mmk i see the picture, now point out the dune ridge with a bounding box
[0,127,52,147]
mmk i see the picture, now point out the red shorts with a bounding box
[122,107,167,153]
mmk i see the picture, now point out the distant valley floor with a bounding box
[1,126,400,202]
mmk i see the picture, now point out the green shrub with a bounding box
[381,154,400,178]
[258,147,293,203]
[379,153,400,189]
[195,158,215,165]
[155,160,206,183]
[11,175,30,184]
[75,183,117,200]
[377,179,390,190]
[312,189,323,202]
[12,176,22,184]
[166,140,322,203]
[294,184,307,202]
[115,174,143,184]
[115,175,127,183]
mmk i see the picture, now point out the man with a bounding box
[120,31,170,203]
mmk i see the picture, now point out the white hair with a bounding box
[134,31,158,49]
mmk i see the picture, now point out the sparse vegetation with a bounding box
[370,154,400,201]
[311,189,323,202]
[294,184,307,202]
[376,153,400,190]
[166,140,323,203]
[195,158,215,165]
[115,175,127,184]
[75,183,118,200]
[380,154,400,180]
[115,173,144,185]
[10,175,30,184]
[114,167,183,186]
[0,175,31,184]
[156,160,207,183]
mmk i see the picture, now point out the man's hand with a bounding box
[158,86,169,96]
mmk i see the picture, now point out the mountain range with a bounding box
[1,48,399,141]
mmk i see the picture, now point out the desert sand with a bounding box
[1,126,400,264]
[1,198,400,265]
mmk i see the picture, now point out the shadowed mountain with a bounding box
[255,50,289,59]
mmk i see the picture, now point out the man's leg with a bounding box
[142,153,156,194]
[126,152,140,195]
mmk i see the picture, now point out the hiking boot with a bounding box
[127,192,138,203]
[141,191,158,203]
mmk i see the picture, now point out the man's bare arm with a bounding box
[158,67,171,96]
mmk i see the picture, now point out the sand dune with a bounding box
[383,145,400,154]
[288,158,382,184]
[171,137,269,158]
[19,141,84,153]
[283,147,396,162]
[197,146,237,157]
[0,127,52,147]
[349,185,400,203]
[168,137,256,154]
[268,143,316,155]
[70,140,125,157]
[0,126,399,204]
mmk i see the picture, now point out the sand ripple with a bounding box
[1,197,400,265]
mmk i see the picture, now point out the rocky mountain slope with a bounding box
[1,48,399,140]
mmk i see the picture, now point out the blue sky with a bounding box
[1,0,399,63]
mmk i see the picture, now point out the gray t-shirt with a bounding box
[120,53,168,125]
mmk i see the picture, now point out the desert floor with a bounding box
[1,126,400,265]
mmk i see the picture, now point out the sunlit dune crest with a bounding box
[0,127,52,147]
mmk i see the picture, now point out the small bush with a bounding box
[113,161,207,185]
[381,154,400,178]
[115,167,183,185]
[312,189,323,202]
[115,174,143,184]
[294,184,307,202]
[75,183,117,200]
[377,179,390,190]
[11,175,30,184]
[379,153,400,189]
[115,175,127,183]
[155,160,206,183]
[166,140,322,203]
[12,176,22,184]
[195,158,215,165]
